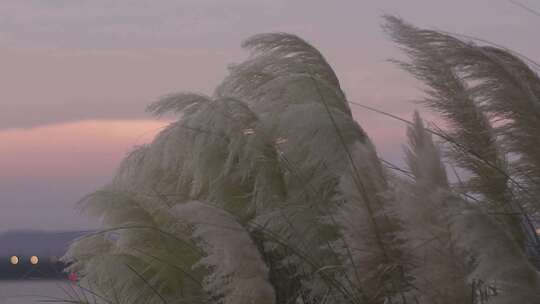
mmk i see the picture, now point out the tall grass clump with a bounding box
[62,16,540,304]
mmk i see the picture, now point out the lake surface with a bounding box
[0,280,91,304]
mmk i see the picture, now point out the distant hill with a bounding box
[0,230,89,258]
[0,230,89,279]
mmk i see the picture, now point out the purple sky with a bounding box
[1,0,539,232]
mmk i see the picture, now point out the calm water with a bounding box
[0,280,90,304]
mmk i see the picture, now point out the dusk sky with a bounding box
[1,0,539,232]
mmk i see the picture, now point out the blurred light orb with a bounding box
[10,256,19,265]
[30,255,39,265]
[69,272,79,282]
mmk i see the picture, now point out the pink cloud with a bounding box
[0,119,168,183]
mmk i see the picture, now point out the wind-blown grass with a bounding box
[62,17,540,304]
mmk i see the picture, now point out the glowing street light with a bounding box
[10,256,19,265]
[30,255,39,265]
